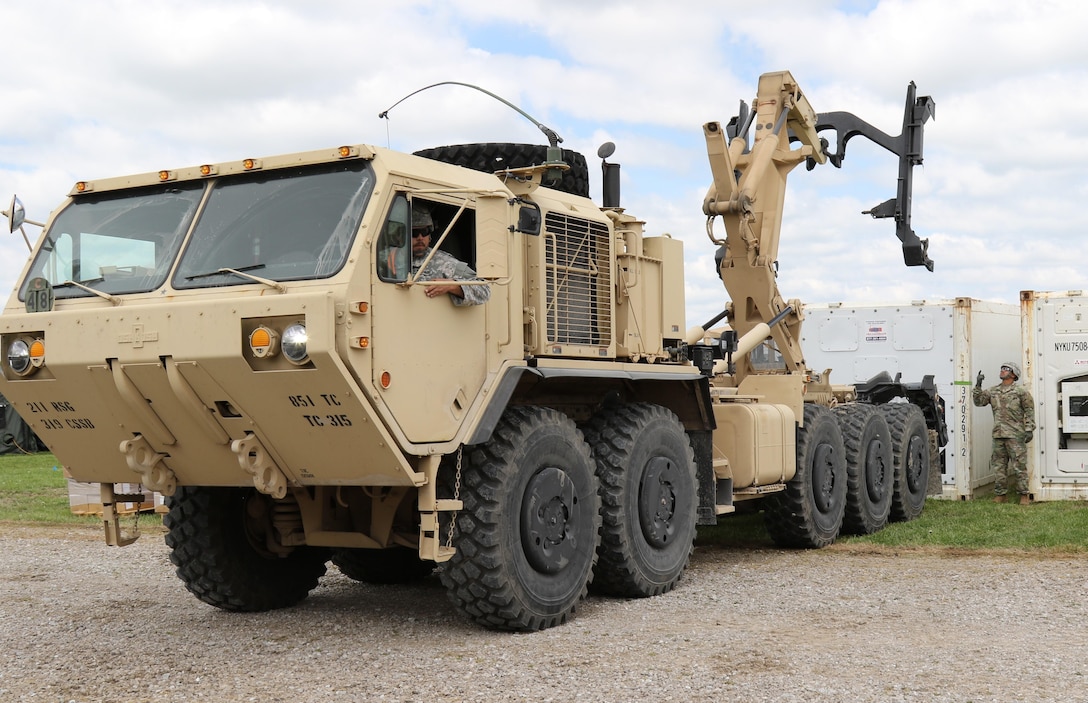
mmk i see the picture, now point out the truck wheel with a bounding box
[879,403,930,521]
[164,487,328,611]
[439,406,601,631]
[413,143,590,197]
[332,547,434,584]
[582,403,697,597]
[764,404,847,548]
[835,404,893,535]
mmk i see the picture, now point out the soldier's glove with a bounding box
[1023,431,1033,444]
[975,370,984,389]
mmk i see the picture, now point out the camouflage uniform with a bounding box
[411,248,491,307]
[972,375,1035,497]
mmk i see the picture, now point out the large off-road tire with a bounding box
[332,547,434,584]
[764,404,847,548]
[413,143,590,197]
[439,406,601,631]
[879,402,930,522]
[581,403,697,598]
[835,404,894,535]
[164,487,328,612]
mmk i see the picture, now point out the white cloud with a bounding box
[1,0,1086,326]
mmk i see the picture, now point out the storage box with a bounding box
[1021,290,1088,501]
[802,298,1022,499]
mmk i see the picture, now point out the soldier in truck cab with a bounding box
[408,202,490,306]
[376,198,490,306]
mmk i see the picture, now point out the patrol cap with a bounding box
[412,202,433,229]
[1001,361,1021,379]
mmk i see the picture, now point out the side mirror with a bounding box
[5,195,25,233]
[515,202,541,236]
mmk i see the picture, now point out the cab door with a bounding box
[369,192,490,444]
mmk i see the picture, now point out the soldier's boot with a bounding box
[1019,494,1032,506]
[993,494,1006,504]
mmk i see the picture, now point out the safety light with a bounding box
[380,371,392,389]
[243,158,262,171]
[352,337,370,349]
[281,323,308,365]
[28,339,46,368]
[248,326,279,359]
[158,170,175,182]
[199,164,218,177]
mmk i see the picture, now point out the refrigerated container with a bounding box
[1021,290,1088,501]
[803,298,1021,499]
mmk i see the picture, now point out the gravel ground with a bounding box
[1,523,1086,703]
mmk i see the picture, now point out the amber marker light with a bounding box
[158,170,175,182]
[28,339,46,368]
[248,326,279,358]
[353,337,370,349]
[338,146,355,158]
[75,182,89,193]
[380,371,392,388]
[199,164,218,177]
[243,158,262,170]
[355,301,369,314]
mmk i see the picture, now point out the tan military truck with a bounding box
[0,71,942,631]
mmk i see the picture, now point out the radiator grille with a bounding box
[543,212,612,347]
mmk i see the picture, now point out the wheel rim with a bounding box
[865,437,888,503]
[906,434,927,493]
[521,466,581,574]
[638,457,679,548]
[812,442,838,513]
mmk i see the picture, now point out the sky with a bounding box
[2,0,1086,327]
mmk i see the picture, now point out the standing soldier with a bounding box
[973,362,1036,504]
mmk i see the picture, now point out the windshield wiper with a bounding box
[54,278,121,305]
[186,264,285,293]
[185,263,266,281]
[53,277,105,289]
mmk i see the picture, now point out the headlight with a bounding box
[7,337,43,376]
[7,339,30,375]
[281,323,308,365]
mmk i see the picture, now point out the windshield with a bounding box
[20,183,205,300]
[173,161,373,288]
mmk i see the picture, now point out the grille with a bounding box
[543,212,612,347]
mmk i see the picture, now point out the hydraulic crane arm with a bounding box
[699,71,934,384]
[815,81,936,270]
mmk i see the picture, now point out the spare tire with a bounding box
[413,142,590,197]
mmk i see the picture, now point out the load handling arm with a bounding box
[698,71,935,385]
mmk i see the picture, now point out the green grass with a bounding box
[4,453,1087,553]
[696,497,1088,554]
[0,451,91,523]
[0,451,160,527]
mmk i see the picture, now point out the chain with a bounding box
[444,446,463,549]
[131,485,141,537]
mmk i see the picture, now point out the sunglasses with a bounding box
[1001,366,1012,372]
[412,230,430,238]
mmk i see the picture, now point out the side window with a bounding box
[377,193,478,282]
[377,194,410,281]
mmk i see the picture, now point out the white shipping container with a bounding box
[1021,290,1088,501]
[802,298,1021,499]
